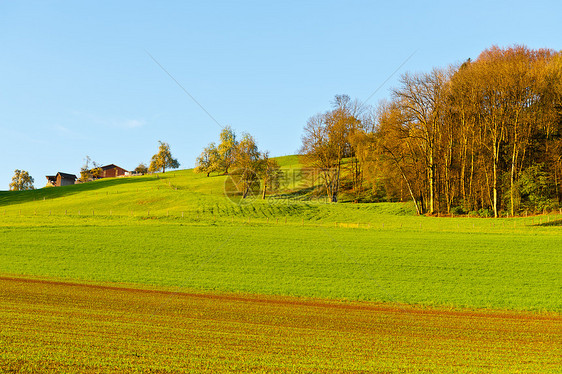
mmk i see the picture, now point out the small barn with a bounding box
[46,172,77,187]
[99,164,128,178]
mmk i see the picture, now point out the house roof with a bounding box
[46,175,56,181]
[100,164,127,171]
[57,172,77,180]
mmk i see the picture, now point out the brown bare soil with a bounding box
[0,276,560,373]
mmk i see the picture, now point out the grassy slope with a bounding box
[0,156,561,312]
[0,155,414,222]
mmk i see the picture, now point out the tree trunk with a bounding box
[444,127,454,214]
[468,131,475,211]
[428,155,435,214]
[492,142,499,218]
[460,132,468,208]
[554,165,560,205]
[328,163,341,203]
[491,121,503,218]
[510,114,520,217]
[510,146,518,216]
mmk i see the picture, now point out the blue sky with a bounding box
[1,0,561,189]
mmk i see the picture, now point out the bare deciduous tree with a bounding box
[300,95,362,202]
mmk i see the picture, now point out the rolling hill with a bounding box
[0,156,560,311]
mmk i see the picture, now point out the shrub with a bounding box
[451,206,465,216]
[478,209,493,218]
[518,164,557,213]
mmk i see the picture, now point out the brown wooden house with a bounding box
[46,172,77,187]
[99,164,128,178]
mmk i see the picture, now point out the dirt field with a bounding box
[0,276,560,373]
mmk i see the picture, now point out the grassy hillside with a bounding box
[0,157,561,311]
[0,161,558,230]
[0,156,415,223]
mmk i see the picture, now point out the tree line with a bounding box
[299,45,562,216]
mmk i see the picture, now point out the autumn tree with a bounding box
[195,126,237,176]
[447,60,480,212]
[80,156,101,182]
[9,169,34,191]
[194,142,221,177]
[300,95,362,202]
[149,141,179,173]
[458,46,558,216]
[373,102,423,214]
[537,52,562,205]
[134,163,148,174]
[218,126,238,174]
[392,69,447,214]
[231,133,262,199]
[348,108,376,199]
[258,151,281,199]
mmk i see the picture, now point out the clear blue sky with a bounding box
[1,0,561,190]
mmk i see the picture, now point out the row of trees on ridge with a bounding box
[195,126,281,199]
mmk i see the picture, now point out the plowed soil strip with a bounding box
[0,276,560,373]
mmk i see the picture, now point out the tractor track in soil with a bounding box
[1,275,559,321]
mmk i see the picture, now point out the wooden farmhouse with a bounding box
[46,172,77,187]
[99,164,128,178]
